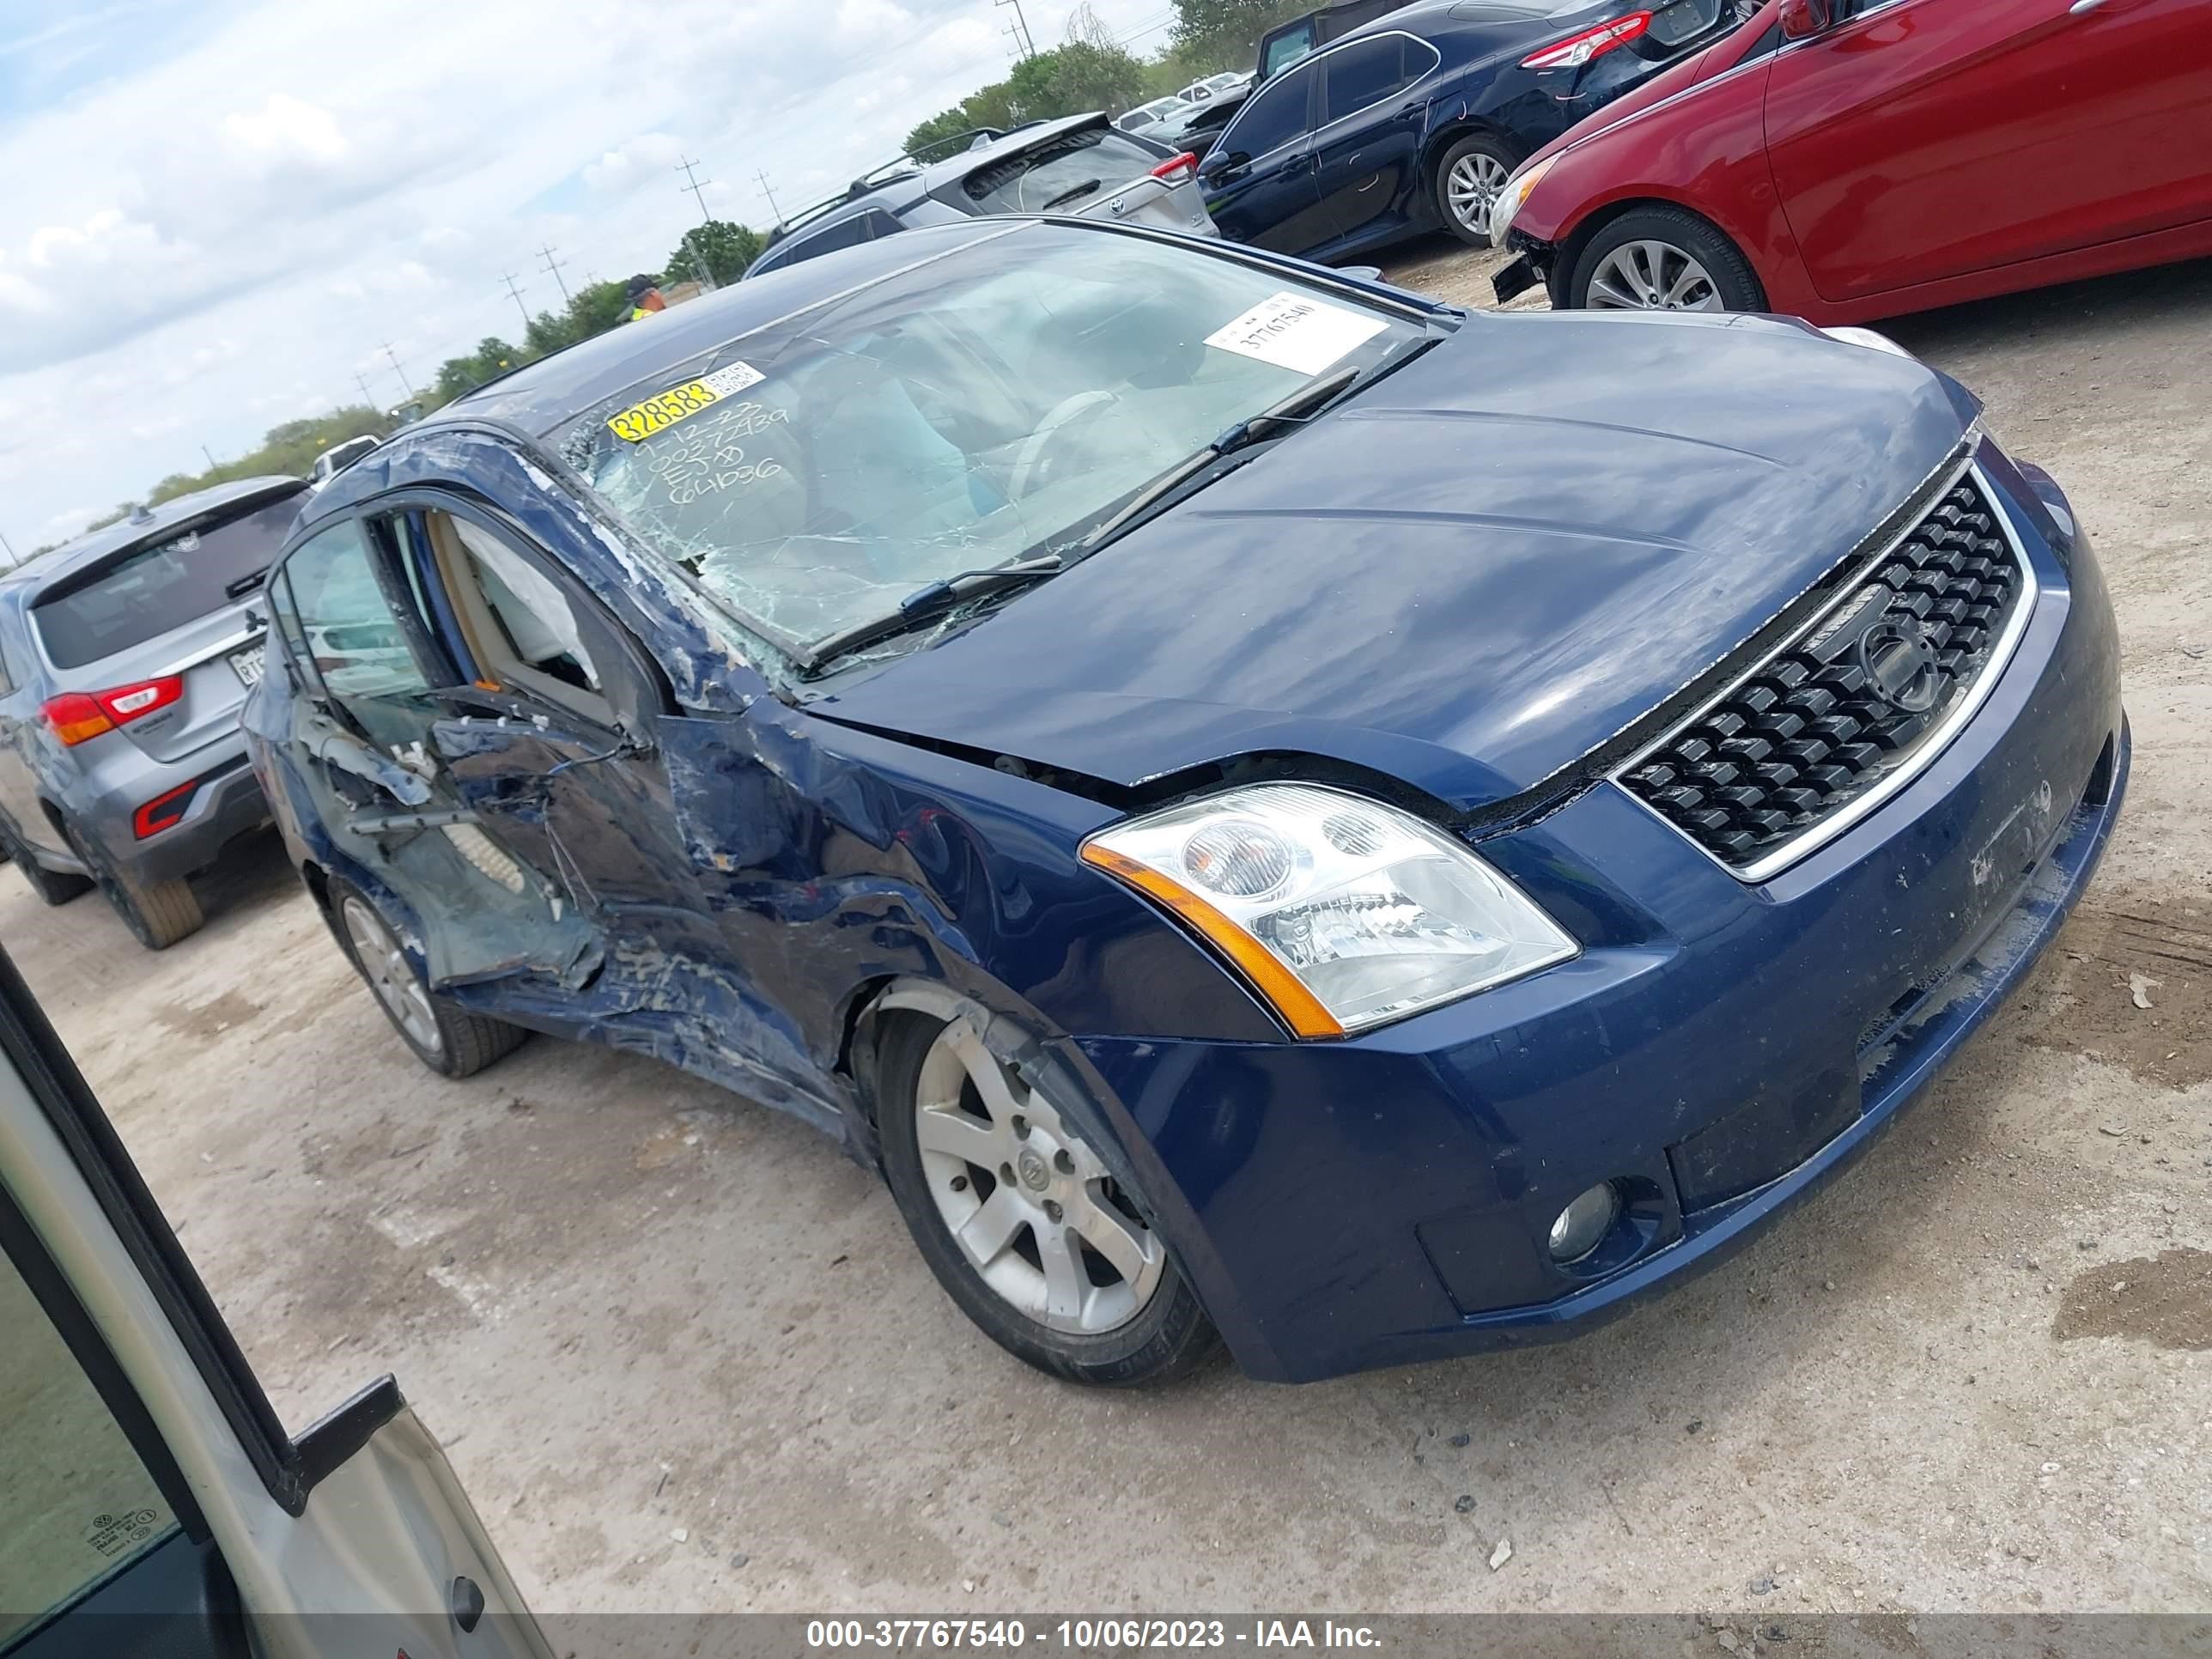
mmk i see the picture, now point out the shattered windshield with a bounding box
[556,225,1423,665]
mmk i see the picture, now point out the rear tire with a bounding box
[0,817,91,907]
[1566,205,1766,313]
[60,820,200,947]
[1434,131,1521,246]
[873,993,1219,1387]
[327,877,527,1078]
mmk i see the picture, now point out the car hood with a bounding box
[810,308,1976,813]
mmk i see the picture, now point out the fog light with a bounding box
[1547,1182,1620,1263]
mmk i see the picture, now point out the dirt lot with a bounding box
[8,241,2209,1616]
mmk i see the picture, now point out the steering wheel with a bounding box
[1008,391,1119,501]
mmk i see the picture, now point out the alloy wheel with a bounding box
[1446,151,1511,235]
[342,895,443,1056]
[911,1016,1164,1334]
[1586,240,1724,311]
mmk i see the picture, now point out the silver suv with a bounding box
[0,477,302,948]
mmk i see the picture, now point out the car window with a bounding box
[560,223,1423,665]
[962,130,1167,214]
[759,208,897,276]
[30,489,307,671]
[416,511,611,723]
[281,520,433,704]
[1262,21,1316,76]
[1321,34,1435,124]
[0,1234,177,1646]
[1221,62,1314,157]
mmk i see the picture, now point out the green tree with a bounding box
[1168,0,1310,76]
[902,38,1151,155]
[665,219,763,287]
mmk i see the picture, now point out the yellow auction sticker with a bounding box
[605,361,766,442]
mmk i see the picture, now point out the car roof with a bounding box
[6,476,307,596]
[427,218,1024,440]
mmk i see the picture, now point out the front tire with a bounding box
[874,996,1218,1386]
[1434,132,1520,247]
[1566,205,1766,313]
[328,878,527,1078]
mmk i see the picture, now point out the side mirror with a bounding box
[1778,0,1833,40]
[1199,150,1248,184]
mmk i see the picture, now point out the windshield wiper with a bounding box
[799,556,1063,672]
[1037,179,1103,211]
[1070,365,1363,556]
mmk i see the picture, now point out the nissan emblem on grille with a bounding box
[1858,617,1944,714]
[1621,468,2029,872]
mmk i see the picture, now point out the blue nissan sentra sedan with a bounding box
[243,217,2125,1385]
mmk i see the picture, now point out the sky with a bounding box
[0,0,1177,554]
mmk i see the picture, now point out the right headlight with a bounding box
[1489,155,1557,248]
[1080,782,1578,1037]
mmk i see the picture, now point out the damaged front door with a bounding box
[267,519,598,988]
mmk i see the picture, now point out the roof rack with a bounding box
[762,127,1017,246]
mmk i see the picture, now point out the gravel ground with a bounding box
[7,242,2209,1617]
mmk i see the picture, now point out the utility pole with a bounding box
[201,445,218,471]
[381,342,415,399]
[354,371,379,405]
[681,228,720,294]
[498,270,532,334]
[676,156,715,223]
[0,526,16,568]
[756,170,783,225]
[996,0,1036,58]
[537,242,572,307]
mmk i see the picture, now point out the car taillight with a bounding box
[41,676,184,746]
[41,692,113,746]
[1522,9,1651,68]
[1151,151,1198,182]
[132,778,201,839]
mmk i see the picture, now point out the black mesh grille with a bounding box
[1623,472,2025,871]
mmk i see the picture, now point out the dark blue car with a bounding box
[1200,0,1754,260]
[242,218,2126,1386]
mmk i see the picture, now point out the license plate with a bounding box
[228,643,265,688]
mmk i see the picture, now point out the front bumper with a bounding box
[1070,451,2126,1382]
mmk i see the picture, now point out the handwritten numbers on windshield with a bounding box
[645,399,791,505]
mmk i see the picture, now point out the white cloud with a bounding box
[220,92,349,164]
[582,131,686,195]
[0,0,1177,548]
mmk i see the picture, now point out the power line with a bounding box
[497,270,532,333]
[381,342,415,399]
[676,155,715,222]
[354,371,379,404]
[537,242,572,307]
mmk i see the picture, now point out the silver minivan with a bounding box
[0,477,298,949]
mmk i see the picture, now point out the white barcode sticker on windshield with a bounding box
[1204,293,1388,375]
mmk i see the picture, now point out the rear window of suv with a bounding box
[962,130,1163,215]
[32,489,306,669]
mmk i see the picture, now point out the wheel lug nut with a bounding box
[1054,1150,1074,1175]
[1043,1200,1063,1223]
[950,1175,969,1193]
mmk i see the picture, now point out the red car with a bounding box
[1490,0,2212,322]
